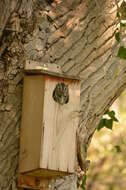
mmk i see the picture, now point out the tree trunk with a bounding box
[0,0,125,189]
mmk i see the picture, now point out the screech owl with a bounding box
[52,82,69,105]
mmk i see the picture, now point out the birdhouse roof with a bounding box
[25,60,81,80]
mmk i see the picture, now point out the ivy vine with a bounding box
[115,0,126,59]
[97,0,126,132]
[97,110,118,131]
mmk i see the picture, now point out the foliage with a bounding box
[80,175,87,190]
[115,32,120,42]
[117,46,126,59]
[97,110,118,131]
[119,1,126,20]
[115,0,126,60]
[97,0,126,132]
[87,90,126,190]
[114,145,122,153]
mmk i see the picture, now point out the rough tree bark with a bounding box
[0,0,125,189]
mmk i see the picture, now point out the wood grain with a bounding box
[41,76,80,173]
[19,75,45,173]
[19,74,80,177]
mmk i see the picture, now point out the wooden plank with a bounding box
[19,73,80,177]
[41,76,80,173]
[18,174,50,189]
[67,82,80,172]
[20,168,69,178]
[19,75,45,173]
[40,77,57,170]
[25,60,81,80]
[58,81,80,172]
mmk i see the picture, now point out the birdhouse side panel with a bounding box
[40,76,80,173]
[19,75,45,173]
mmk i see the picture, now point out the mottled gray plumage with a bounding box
[52,82,69,105]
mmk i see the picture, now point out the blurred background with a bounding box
[86,90,126,190]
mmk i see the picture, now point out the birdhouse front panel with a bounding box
[19,73,80,178]
[41,75,80,173]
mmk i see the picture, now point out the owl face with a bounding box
[52,82,69,105]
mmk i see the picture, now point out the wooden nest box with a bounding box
[19,60,80,179]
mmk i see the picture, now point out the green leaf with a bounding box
[107,111,119,122]
[80,175,86,190]
[117,11,120,18]
[120,1,126,19]
[97,110,118,131]
[120,22,126,27]
[117,46,126,60]
[115,32,120,42]
[97,118,113,131]
[97,119,106,131]
[114,145,122,153]
[104,119,113,130]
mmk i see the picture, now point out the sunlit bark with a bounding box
[0,0,125,189]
